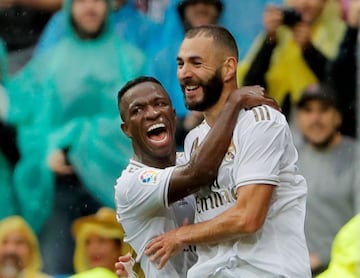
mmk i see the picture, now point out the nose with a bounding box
[144,105,160,120]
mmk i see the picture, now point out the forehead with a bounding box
[300,99,336,110]
[178,35,218,61]
[122,82,169,106]
[1,229,28,243]
[71,0,108,8]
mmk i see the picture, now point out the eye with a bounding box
[131,106,143,116]
[177,60,184,68]
[157,100,167,106]
[193,60,202,67]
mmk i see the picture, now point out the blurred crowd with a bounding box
[0,0,359,277]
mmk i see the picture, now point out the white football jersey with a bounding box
[184,105,311,278]
[115,156,197,278]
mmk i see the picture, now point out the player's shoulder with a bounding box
[239,105,286,126]
[187,120,209,136]
[115,161,145,186]
[176,152,187,165]
[184,121,209,156]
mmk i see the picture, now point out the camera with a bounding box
[281,7,302,27]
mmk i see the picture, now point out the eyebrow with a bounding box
[177,55,203,62]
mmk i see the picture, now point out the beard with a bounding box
[304,129,339,150]
[182,68,224,112]
[71,17,105,40]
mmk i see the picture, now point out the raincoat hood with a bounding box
[62,0,113,40]
[0,216,43,274]
[72,207,131,273]
[72,208,144,277]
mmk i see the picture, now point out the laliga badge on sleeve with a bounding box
[138,169,160,185]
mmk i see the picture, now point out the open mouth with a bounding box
[184,85,201,97]
[147,123,168,142]
[185,85,200,91]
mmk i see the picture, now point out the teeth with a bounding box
[186,85,199,91]
[147,123,165,132]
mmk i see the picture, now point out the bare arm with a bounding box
[167,86,279,203]
[146,184,274,268]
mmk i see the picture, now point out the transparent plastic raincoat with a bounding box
[4,0,145,232]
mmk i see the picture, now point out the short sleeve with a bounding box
[233,115,289,188]
[116,166,176,219]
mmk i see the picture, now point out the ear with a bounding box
[335,110,343,128]
[121,122,132,138]
[222,57,237,83]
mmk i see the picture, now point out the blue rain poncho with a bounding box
[4,0,145,232]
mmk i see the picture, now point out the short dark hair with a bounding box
[185,25,238,59]
[117,76,163,120]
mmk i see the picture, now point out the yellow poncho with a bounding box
[316,214,360,278]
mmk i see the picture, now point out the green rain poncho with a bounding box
[4,0,145,232]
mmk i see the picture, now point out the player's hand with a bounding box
[230,85,281,112]
[145,229,184,270]
[47,149,74,175]
[115,253,132,278]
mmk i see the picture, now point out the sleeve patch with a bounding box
[138,169,160,185]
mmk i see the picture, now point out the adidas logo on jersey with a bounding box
[251,106,271,122]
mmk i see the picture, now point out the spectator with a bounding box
[136,0,169,23]
[295,83,360,275]
[35,0,160,58]
[220,0,283,60]
[325,0,360,138]
[70,207,144,278]
[0,216,52,278]
[0,0,62,74]
[237,0,345,120]
[0,0,145,274]
[148,0,224,149]
[316,213,360,278]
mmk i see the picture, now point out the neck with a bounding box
[133,149,177,169]
[203,83,237,126]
